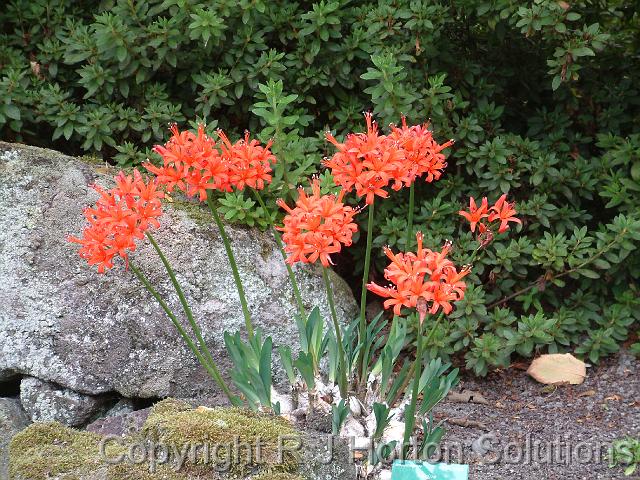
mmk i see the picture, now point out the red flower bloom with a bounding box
[324,114,453,204]
[147,124,275,200]
[277,179,358,267]
[218,131,275,191]
[324,113,405,205]
[367,233,470,316]
[389,117,454,188]
[489,194,522,233]
[458,196,489,233]
[147,124,229,200]
[68,170,164,272]
[460,194,521,236]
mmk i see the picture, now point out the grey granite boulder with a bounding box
[19,377,107,426]
[0,142,357,402]
[86,405,150,438]
[0,398,30,480]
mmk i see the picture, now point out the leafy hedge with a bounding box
[1,0,639,373]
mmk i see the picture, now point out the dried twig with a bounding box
[446,417,489,430]
[447,390,490,405]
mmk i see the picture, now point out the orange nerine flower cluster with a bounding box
[367,233,471,316]
[68,170,164,273]
[324,113,453,204]
[389,116,453,187]
[146,124,275,201]
[277,179,358,267]
[217,130,275,191]
[459,194,521,235]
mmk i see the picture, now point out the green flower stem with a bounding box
[358,201,376,384]
[129,261,236,403]
[389,311,444,408]
[405,182,415,249]
[145,232,220,374]
[322,266,349,398]
[402,312,444,455]
[251,189,306,318]
[206,196,255,339]
[390,238,477,408]
[402,311,424,456]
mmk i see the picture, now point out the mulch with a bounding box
[434,350,639,479]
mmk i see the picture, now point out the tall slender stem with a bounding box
[129,261,236,403]
[405,182,415,249]
[403,312,425,456]
[251,189,306,318]
[358,201,376,383]
[389,311,444,408]
[391,241,480,408]
[145,232,220,378]
[206,196,254,339]
[323,267,348,398]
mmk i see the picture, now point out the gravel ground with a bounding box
[434,350,639,480]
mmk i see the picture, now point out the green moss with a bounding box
[251,473,304,480]
[8,422,127,479]
[9,400,304,480]
[142,403,301,476]
[170,199,213,225]
[105,463,190,480]
[147,398,193,417]
[79,154,105,166]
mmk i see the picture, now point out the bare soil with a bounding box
[435,350,639,480]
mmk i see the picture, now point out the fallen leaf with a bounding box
[527,353,587,385]
[448,390,490,405]
[578,389,596,398]
[446,417,488,430]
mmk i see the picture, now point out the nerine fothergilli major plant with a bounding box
[69,113,520,469]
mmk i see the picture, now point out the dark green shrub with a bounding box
[1,0,638,373]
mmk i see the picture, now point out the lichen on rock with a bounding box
[19,377,108,427]
[0,141,357,403]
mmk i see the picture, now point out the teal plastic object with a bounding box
[391,460,469,480]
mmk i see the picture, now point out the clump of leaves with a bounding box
[609,437,640,477]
